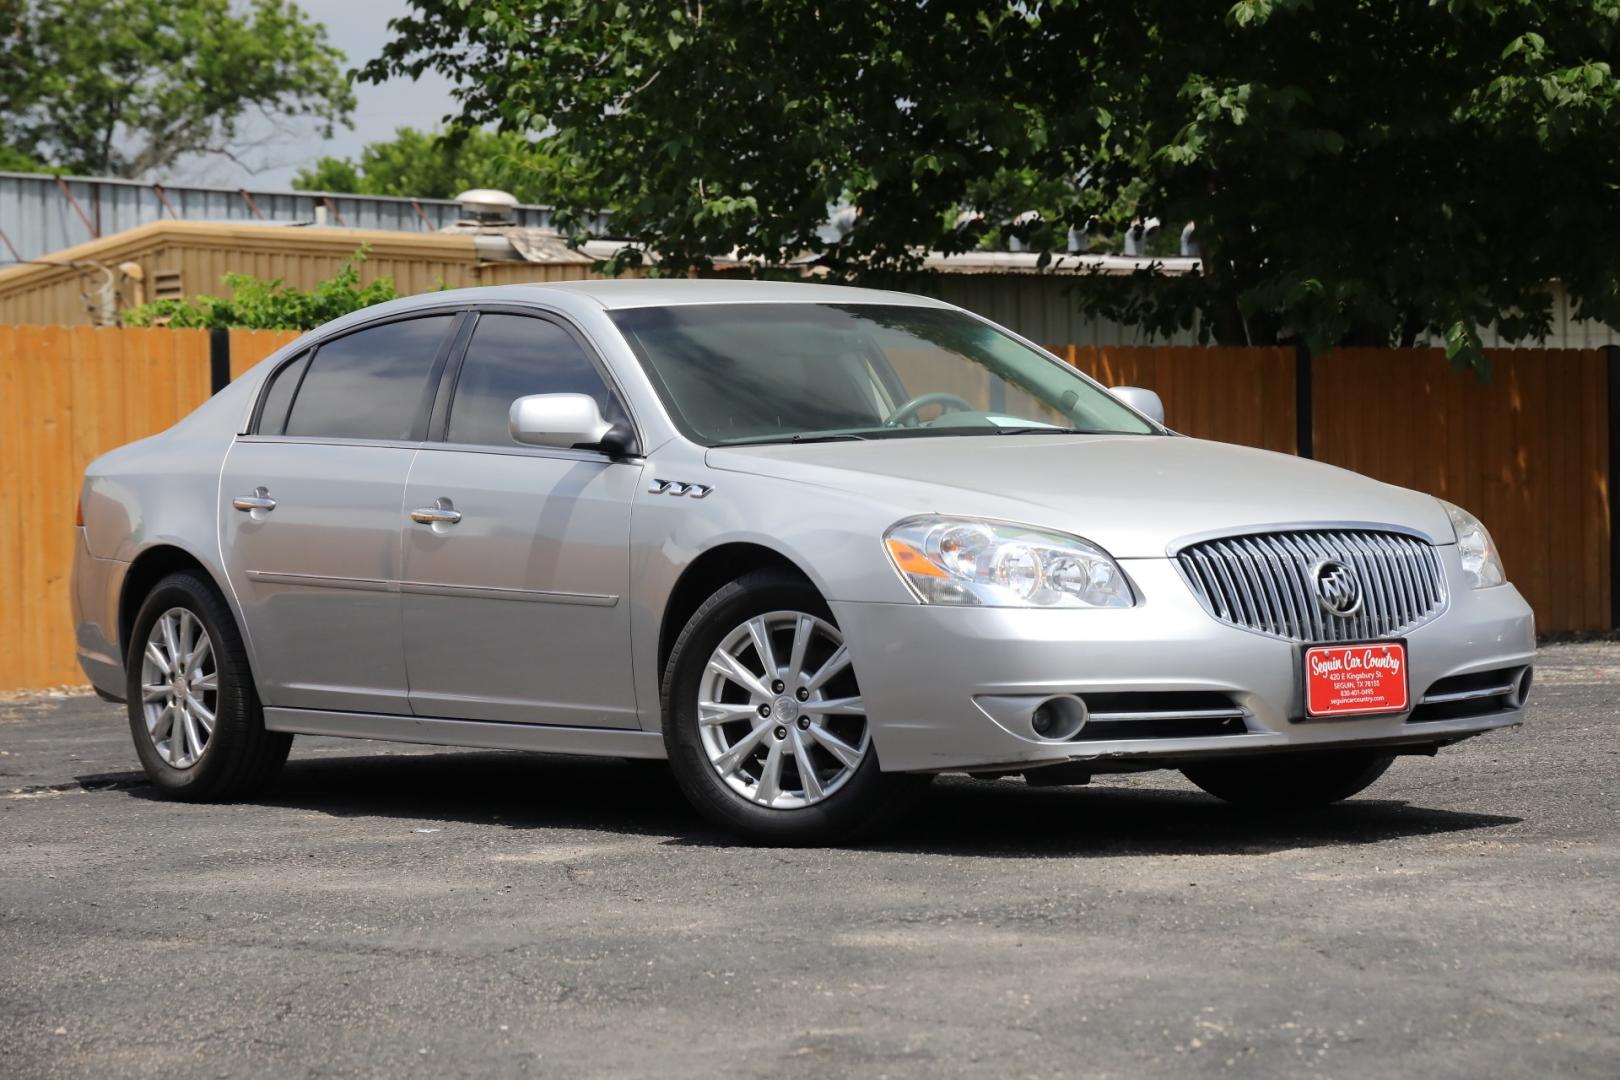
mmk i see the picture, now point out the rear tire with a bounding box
[661,570,926,845]
[1181,750,1395,807]
[125,570,291,801]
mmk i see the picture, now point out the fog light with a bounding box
[1027,695,1088,741]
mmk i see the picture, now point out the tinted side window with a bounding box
[256,351,309,435]
[445,313,627,447]
[283,315,454,441]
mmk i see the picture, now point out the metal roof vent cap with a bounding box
[455,188,519,225]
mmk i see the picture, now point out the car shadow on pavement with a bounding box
[867,778,1522,858]
[83,747,1522,857]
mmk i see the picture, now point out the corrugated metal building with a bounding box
[0,170,609,265]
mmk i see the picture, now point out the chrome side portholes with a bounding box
[649,479,713,499]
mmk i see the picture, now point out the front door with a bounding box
[399,311,642,728]
[219,312,460,714]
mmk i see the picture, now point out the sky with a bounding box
[174,0,458,190]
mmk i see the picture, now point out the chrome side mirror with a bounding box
[1109,385,1165,426]
[509,393,614,450]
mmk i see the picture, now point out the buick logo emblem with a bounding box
[1313,559,1363,617]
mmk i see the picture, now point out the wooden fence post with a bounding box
[1609,344,1620,630]
[209,327,230,395]
[1294,341,1313,459]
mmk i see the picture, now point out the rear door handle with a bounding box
[232,487,276,512]
[410,498,462,525]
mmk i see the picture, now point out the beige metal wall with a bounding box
[0,221,608,326]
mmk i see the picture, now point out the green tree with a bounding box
[0,145,47,173]
[2,0,353,178]
[124,248,399,330]
[364,0,1620,368]
[293,125,575,204]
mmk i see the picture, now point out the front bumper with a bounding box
[831,556,1535,773]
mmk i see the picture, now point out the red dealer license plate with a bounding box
[1303,642,1409,718]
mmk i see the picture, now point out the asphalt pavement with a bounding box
[2,643,1617,1079]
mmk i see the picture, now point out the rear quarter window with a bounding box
[254,351,309,436]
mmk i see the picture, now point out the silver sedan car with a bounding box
[73,281,1535,843]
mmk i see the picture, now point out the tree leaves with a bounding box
[360,0,1620,370]
[123,248,398,329]
[292,126,576,203]
[1,0,354,178]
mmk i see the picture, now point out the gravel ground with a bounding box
[2,643,1617,1079]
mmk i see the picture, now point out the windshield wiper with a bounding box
[990,426,1089,436]
[791,432,870,443]
[725,432,872,446]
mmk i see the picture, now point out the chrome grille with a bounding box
[1175,529,1446,643]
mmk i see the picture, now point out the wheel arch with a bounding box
[656,542,817,682]
[118,543,237,660]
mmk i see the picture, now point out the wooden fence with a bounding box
[0,326,298,690]
[0,328,1611,690]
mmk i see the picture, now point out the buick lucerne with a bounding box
[72,281,1535,843]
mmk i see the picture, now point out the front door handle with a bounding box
[410,498,462,526]
[232,487,276,512]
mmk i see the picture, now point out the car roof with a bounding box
[520,278,953,310]
[425,278,957,311]
[294,279,962,346]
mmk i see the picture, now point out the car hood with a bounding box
[704,434,1454,558]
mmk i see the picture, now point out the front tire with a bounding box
[661,570,925,844]
[125,570,291,801]
[1181,750,1395,807]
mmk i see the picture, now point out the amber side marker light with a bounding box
[885,537,947,578]
[75,499,84,528]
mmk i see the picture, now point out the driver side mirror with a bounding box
[1109,385,1165,426]
[509,394,637,457]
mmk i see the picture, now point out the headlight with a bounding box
[883,515,1135,608]
[1441,500,1505,589]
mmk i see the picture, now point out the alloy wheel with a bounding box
[697,610,870,809]
[139,607,219,769]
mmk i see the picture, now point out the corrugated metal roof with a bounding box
[0,170,610,265]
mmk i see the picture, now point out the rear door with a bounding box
[399,310,643,728]
[220,312,462,714]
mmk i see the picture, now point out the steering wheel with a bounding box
[883,392,976,428]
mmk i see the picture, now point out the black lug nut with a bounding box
[773,726,787,740]
[797,717,810,730]
[758,704,771,718]
[795,687,809,701]
[772,680,785,693]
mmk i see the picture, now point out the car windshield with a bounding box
[609,303,1158,446]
